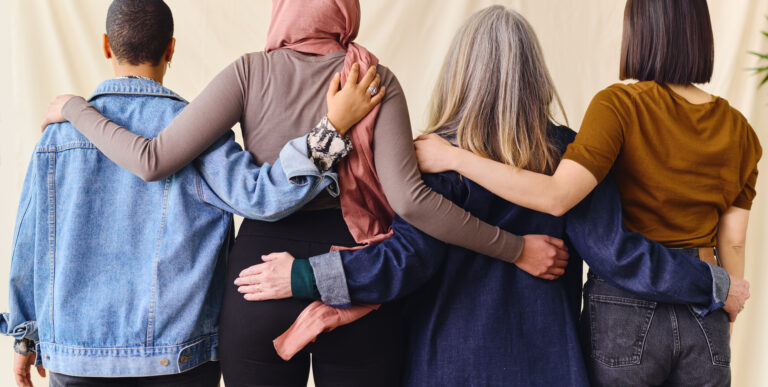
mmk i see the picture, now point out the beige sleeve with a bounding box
[372,69,524,262]
[61,56,250,181]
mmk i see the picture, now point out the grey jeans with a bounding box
[581,272,731,387]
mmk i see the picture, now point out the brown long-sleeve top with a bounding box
[61,49,524,261]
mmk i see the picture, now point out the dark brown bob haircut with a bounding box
[620,0,714,84]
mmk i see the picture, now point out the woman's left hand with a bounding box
[235,252,295,301]
[414,133,461,173]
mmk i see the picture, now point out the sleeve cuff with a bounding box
[280,135,341,197]
[504,234,525,263]
[291,259,321,300]
[306,117,353,172]
[309,251,352,308]
[691,263,730,316]
[13,339,35,355]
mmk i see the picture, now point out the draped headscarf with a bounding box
[266,0,394,245]
[265,0,392,359]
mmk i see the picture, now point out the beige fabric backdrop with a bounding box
[1,1,767,386]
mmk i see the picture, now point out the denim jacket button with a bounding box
[160,358,169,366]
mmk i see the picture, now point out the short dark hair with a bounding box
[106,0,174,66]
[620,0,714,84]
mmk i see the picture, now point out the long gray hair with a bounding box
[425,5,566,174]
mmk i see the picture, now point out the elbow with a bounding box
[138,169,170,182]
[388,193,421,223]
[139,172,162,182]
[545,198,569,217]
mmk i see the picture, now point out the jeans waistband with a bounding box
[237,208,357,247]
[589,246,718,282]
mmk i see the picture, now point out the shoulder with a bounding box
[581,82,659,126]
[723,103,763,158]
[590,81,657,109]
[374,63,405,104]
[37,122,89,150]
[548,124,577,153]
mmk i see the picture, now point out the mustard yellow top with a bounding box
[563,81,762,248]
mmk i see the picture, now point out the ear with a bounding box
[102,34,112,60]
[165,38,176,63]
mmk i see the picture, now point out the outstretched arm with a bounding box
[194,132,338,220]
[234,173,461,306]
[415,134,597,217]
[368,71,567,270]
[43,59,380,182]
[566,174,744,317]
[414,89,633,217]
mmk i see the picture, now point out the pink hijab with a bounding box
[265,0,392,359]
[266,0,394,245]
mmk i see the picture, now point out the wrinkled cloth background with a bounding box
[1,1,766,386]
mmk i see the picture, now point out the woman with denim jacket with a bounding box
[412,1,759,385]
[244,6,744,386]
[41,1,577,385]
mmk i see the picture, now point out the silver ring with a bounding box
[368,86,378,96]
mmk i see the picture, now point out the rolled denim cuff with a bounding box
[13,338,35,355]
[280,135,340,197]
[307,117,353,172]
[691,263,730,316]
[309,251,352,308]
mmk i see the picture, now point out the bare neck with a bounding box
[112,62,166,84]
[666,83,714,105]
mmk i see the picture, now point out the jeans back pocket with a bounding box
[689,307,731,367]
[587,292,657,368]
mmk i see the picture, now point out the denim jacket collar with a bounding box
[90,77,188,103]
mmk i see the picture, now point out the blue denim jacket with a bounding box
[1,78,338,377]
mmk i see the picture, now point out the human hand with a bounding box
[414,133,460,173]
[722,275,750,322]
[514,235,569,280]
[234,252,295,301]
[13,352,45,387]
[41,94,77,131]
[325,63,386,136]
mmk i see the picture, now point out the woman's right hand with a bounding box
[514,234,570,280]
[722,275,750,322]
[325,63,386,136]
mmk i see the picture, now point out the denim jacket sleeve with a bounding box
[565,174,728,316]
[193,132,339,221]
[1,154,40,353]
[308,173,462,307]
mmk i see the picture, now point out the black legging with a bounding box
[219,209,403,387]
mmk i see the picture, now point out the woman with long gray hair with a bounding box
[415,1,756,385]
[249,5,731,385]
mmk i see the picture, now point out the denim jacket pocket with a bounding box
[688,306,731,367]
[587,289,657,368]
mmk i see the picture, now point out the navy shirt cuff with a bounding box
[691,263,730,316]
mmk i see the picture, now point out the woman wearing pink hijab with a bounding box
[44,0,570,385]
